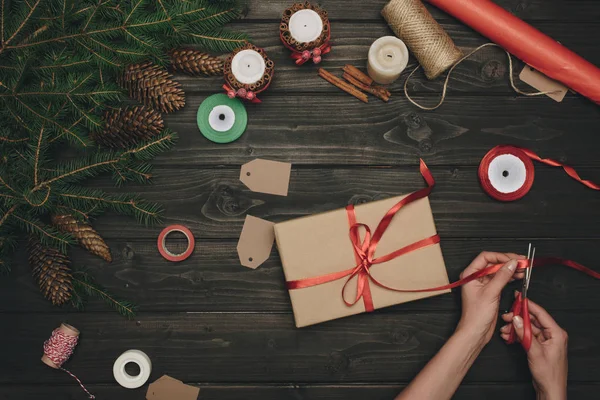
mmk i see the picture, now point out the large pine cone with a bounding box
[169,49,223,76]
[120,62,185,113]
[51,214,112,262]
[94,106,164,149]
[28,240,73,306]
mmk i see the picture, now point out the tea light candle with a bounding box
[367,36,409,84]
[289,9,323,43]
[231,49,266,85]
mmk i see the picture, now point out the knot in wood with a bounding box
[481,59,505,81]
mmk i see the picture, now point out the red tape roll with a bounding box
[157,225,195,262]
[479,145,600,201]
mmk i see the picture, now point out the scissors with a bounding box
[507,243,535,351]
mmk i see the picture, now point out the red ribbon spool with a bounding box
[479,146,535,201]
[479,145,600,201]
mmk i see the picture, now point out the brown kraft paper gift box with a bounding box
[274,194,450,328]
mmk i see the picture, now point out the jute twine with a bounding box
[404,43,555,111]
[381,0,463,80]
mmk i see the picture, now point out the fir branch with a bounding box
[72,269,137,319]
[0,204,18,228]
[11,213,73,252]
[0,0,42,53]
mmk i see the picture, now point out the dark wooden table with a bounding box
[2,1,599,399]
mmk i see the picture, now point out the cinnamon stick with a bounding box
[343,64,374,86]
[342,72,390,102]
[318,68,368,103]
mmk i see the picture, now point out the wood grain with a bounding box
[3,383,600,400]
[241,0,600,22]
[76,166,600,239]
[3,312,599,384]
[2,239,598,313]
[157,94,600,167]
[174,22,600,95]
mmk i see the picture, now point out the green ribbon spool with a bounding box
[197,94,248,143]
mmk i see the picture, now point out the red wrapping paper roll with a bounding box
[427,0,600,104]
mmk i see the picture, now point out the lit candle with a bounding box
[367,36,409,84]
[289,9,323,43]
[231,49,266,85]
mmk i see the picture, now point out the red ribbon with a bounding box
[479,145,600,201]
[280,23,332,66]
[286,159,600,311]
[222,84,262,104]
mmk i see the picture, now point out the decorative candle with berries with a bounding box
[280,2,331,66]
[223,43,275,103]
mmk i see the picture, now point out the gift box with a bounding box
[274,162,450,327]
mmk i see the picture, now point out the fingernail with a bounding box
[506,259,518,272]
[513,315,523,328]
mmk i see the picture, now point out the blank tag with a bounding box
[519,65,568,102]
[147,375,199,400]
[240,159,291,196]
[237,215,275,269]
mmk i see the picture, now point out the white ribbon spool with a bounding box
[231,49,266,85]
[289,9,323,43]
[208,105,236,132]
[113,349,152,389]
[487,153,528,194]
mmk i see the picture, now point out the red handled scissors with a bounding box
[507,243,535,351]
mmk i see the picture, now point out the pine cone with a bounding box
[120,62,185,113]
[51,214,112,262]
[94,106,164,148]
[28,240,72,306]
[169,49,224,76]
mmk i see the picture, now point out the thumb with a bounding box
[486,259,518,295]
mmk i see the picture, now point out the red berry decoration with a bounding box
[313,48,322,57]
[246,91,255,100]
[237,88,247,98]
[313,56,322,64]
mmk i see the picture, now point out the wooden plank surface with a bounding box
[2,0,600,399]
[156,95,600,167]
[82,166,600,239]
[3,312,600,384]
[1,239,598,313]
[3,383,600,400]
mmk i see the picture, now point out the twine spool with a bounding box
[42,323,95,398]
[381,0,462,80]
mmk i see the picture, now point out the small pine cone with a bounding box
[28,240,72,306]
[120,62,185,113]
[51,214,112,262]
[169,49,224,76]
[94,106,164,148]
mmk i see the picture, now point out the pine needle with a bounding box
[72,269,137,319]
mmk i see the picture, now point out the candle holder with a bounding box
[223,43,275,103]
[280,2,331,65]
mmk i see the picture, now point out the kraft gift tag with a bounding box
[240,159,291,196]
[237,215,275,269]
[146,375,200,400]
[519,65,568,102]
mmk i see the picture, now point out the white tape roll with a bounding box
[113,349,152,389]
[208,104,236,132]
[487,153,527,194]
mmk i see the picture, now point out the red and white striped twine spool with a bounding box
[43,324,95,399]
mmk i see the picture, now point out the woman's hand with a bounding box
[456,252,526,347]
[500,297,568,400]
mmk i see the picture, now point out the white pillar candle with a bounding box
[231,49,266,85]
[289,9,323,43]
[367,36,409,84]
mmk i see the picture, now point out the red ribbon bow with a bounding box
[286,160,600,313]
[223,84,261,103]
[280,24,332,66]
